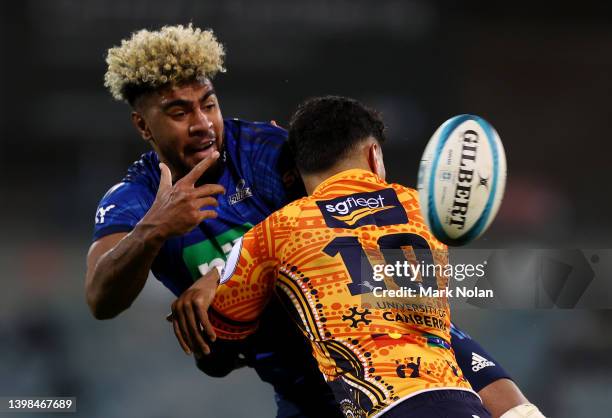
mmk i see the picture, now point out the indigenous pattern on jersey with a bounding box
[213,169,473,418]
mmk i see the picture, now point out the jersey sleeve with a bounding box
[92,181,153,241]
[210,214,280,340]
[249,123,306,210]
[450,322,513,392]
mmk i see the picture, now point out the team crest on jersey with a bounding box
[228,179,253,205]
[316,188,407,229]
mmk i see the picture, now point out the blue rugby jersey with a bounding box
[93,119,301,295]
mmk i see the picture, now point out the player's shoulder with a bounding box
[387,181,446,248]
[386,181,424,219]
[388,181,419,202]
[124,151,161,185]
[257,197,309,233]
[100,151,159,203]
[225,118,287,149]
[276,196,309,217]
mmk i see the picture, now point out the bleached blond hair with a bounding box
[104,24,225,104]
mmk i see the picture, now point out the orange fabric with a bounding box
[212,169,471,416]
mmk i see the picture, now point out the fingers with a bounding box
[181,151,220,185]
[177,311,194,353]
[171,295,216,356]
[198,210,219,222]
[194,183,225,198]
[193,197,219,210]
[171,314,192,354]
[158,163,173,191]
[173,300,194,354]
[185,302,211,355]
[195,304,217,344]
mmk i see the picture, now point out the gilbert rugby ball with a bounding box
[417,114,507,246]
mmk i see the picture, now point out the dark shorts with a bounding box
[382,390,491,418]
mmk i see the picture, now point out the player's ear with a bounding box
[131,111,153,142]
[368,141,386,180]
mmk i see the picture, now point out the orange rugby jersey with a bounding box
[212,169,472,417]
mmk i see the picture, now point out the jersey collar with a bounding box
[311,169,386,198]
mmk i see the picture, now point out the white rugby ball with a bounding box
[417,114,507,246]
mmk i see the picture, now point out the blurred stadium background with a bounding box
[1,1,611,417]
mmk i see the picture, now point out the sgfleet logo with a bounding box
[326,195,388,226]
[317,188,407,229]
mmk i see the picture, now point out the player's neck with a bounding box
[302,160,374,195]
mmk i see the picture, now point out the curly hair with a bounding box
[104,24,225,105]
[288,96,386,174]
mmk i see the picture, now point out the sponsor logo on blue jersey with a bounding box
[95,204,116,224]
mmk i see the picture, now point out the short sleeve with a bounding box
[92,181,154,241]
[450,322,512,391]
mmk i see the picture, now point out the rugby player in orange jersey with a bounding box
[171,96,544,417]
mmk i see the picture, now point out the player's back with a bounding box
[214,168,473,417]
[275,169,472,415]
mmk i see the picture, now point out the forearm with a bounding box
[479,379,529,418]
[449,323,531,417]
[86,222,165,319]
[87,154,224,320]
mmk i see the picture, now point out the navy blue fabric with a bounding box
[451,324,513,392]
[382,390,491,418]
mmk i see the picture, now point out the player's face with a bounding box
[134,79,224,181]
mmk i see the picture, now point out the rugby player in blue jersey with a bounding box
[85,24,541,418]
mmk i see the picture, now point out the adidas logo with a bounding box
[471,352,495,372]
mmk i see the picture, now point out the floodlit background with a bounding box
[1,1,611,417]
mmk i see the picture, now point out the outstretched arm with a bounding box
[451,323,543,417]
[169,219,279,358]
[86,154,224,319]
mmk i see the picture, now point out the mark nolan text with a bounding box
[373,286,493,298]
